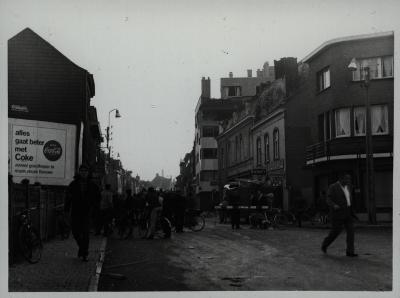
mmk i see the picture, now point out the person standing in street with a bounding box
[65,164,101,261]
[321,173,358,257]
[228,188,241,230]
[144,187,162,239]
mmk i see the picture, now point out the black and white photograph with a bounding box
[1,0,399,297]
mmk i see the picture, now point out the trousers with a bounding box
[71,216,90,257]
[322,210,354,253]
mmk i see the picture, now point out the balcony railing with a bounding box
[306,135,393,163]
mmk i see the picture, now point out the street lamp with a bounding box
[348,58,376,224]
[106,108,121,161]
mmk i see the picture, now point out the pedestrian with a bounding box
[174,190,186,233]
[99,184,114,236]
[65,164,101,261]
[321,173,359,257]
[228,188,241,230]
[144,187,162,239]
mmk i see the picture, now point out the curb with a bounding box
[88,236,108,292]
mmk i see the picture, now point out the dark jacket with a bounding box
[146,191,160,209]
[326,181,355,220]
[65,176,101,218]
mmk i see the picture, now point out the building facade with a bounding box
[300,32,394,220]
[8,28,102,186]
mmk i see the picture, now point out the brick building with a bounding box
[8,28,102,183]
[300,32,394,220]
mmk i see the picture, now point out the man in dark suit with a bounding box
[321,173,358,257]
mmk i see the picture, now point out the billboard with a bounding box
[8,118,77,185]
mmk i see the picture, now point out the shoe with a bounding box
[321,245,327,254]
[346,252,358,257]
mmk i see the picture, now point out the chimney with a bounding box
[201,77,211,98]
[247,69,252,78]
[229,72,233,78]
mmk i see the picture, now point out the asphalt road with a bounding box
[98,218,392,291]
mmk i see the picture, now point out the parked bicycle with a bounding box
[18,207,43,264]
[138,208,172,239]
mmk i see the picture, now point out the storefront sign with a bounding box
[266,159,285,172]
[8,118,77,185]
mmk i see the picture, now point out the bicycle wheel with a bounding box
[18,226,43,264]
[137,217,149,238]
[189,215,205,232]
[160,217,172,237]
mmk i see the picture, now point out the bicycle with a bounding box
[183,209,205,232]
[17,207,43,264]
[139,208,172,239]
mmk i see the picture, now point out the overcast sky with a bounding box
[1,0,399,180]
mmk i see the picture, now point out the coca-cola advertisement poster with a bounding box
[8,118,77,185]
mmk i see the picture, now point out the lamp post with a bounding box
[106,108,121,162]
[348,58,376,224]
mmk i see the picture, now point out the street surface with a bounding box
[99,218,392,291]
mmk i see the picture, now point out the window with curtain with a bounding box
[371,105,389,135]
[335,108,350,137]
[354,107,366,136]
[256,137,262,166]
[352,56,394,81]
[273,128,280,160]
[264,133,270,164]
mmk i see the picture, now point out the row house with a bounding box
[194,63,275,210]
[217,57,311,210]
[300,31,394,220]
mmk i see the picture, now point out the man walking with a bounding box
[321,173,358,257]
[65,164,101,261]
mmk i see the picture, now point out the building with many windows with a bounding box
[301,31,394,220]
[194,77,251,210]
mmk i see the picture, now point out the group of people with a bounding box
[220,177,275,230]
[220,173,359,257]
[64,164,187,262]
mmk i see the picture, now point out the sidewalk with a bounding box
[9,233,107,292]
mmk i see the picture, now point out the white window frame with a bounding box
[352,56,394,81]
[318,67,330,91]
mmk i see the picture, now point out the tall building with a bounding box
[194,77,248,210]
[300,32,394,220]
